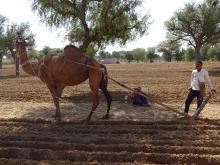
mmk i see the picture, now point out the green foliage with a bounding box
[207,43,220,61]
[157,40,182,62]
[183,47,195,61]
[0,15,35,70]
[0,15,8,57]
[28,48,40,60]
[85,44,98,57]
[0,15,7,35]
[200,44,211,61]
[4,22,35,55]
[2,58,12,65]
[146,47,157,62]
[31,0,151,53]
[131,48,147,62]
[40,46,62,55]
[112,51,121,59]
[165,0,220,60]
[125,51,134,63]
[98,50,112,59]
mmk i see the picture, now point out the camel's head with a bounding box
[15,38,26,56]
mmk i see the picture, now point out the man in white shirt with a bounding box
[183,61,215,116]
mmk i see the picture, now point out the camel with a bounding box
[15,39,112,123]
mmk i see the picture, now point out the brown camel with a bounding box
[15,39,112,123]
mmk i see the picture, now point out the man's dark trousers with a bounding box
[184,89,203,113]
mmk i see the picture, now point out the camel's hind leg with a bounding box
[100,87,112,119]
[86,87,99,121]
[99,64,112,119]
[86,66,102,122]
[100,81,112,119]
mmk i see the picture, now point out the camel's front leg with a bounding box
[46,83,62,124]
[52,95,61,123]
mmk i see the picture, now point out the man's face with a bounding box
[195,62,202,71]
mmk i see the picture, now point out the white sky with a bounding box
[0,0,202,51]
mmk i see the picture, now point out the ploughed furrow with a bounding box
[0,158,159,165]
[0,120,219,164]
[0,140,219,155]
[0,147,219,165]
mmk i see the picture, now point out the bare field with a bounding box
[0,62,220,164]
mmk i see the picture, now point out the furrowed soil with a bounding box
[0,62,219,164]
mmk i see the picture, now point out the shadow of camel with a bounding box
[62,90,130,103]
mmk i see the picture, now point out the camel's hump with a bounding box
[64,45,84,58]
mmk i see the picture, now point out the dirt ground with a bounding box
[0,62,219,164]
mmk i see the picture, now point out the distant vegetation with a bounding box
[1,0,220,70]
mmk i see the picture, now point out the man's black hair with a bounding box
[196,60,203,65]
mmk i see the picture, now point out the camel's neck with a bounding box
[17,47,39,76]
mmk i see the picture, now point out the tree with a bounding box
[157,40,182,62]
[112,51,121,59]
[3,22,35,75]
[98,50,112,59]
[0,15,7,69]
[31,0,151,54]
[207,43,220,60]
[165,0,220,60]
[131,48,147,62]
[146,47,157,62]
[125,51,134,63]
[28,48,40,60]
[200,44,211,60]
[184,47,195,61]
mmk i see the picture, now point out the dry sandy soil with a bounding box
[0,62,219,164]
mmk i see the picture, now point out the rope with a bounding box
[19,55,180,113]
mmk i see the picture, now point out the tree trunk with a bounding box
[9,48,20,76]
[0,53,2,69]
[15,55,20,76]
[195,45,201,61]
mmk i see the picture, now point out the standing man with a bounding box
[183,61,215,117]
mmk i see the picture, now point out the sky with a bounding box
[0,0,203,51]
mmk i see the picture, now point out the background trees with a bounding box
[4,22,35,75]
[0,17,35,75]
[157,40,183,62]
[31,0,151,54]
[165,0,220,60]
[0,15,7,69]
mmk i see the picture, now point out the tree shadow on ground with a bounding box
[0,75,29,79]
[209,67,220,77]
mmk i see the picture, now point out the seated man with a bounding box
[131,87,149,106]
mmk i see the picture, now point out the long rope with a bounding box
[20,55,182,113]
[62,60,195,114]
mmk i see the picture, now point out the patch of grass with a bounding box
[2,59,13,65]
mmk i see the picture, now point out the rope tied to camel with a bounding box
[24,55,184,114]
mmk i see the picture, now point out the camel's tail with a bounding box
[100,64,108,88]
